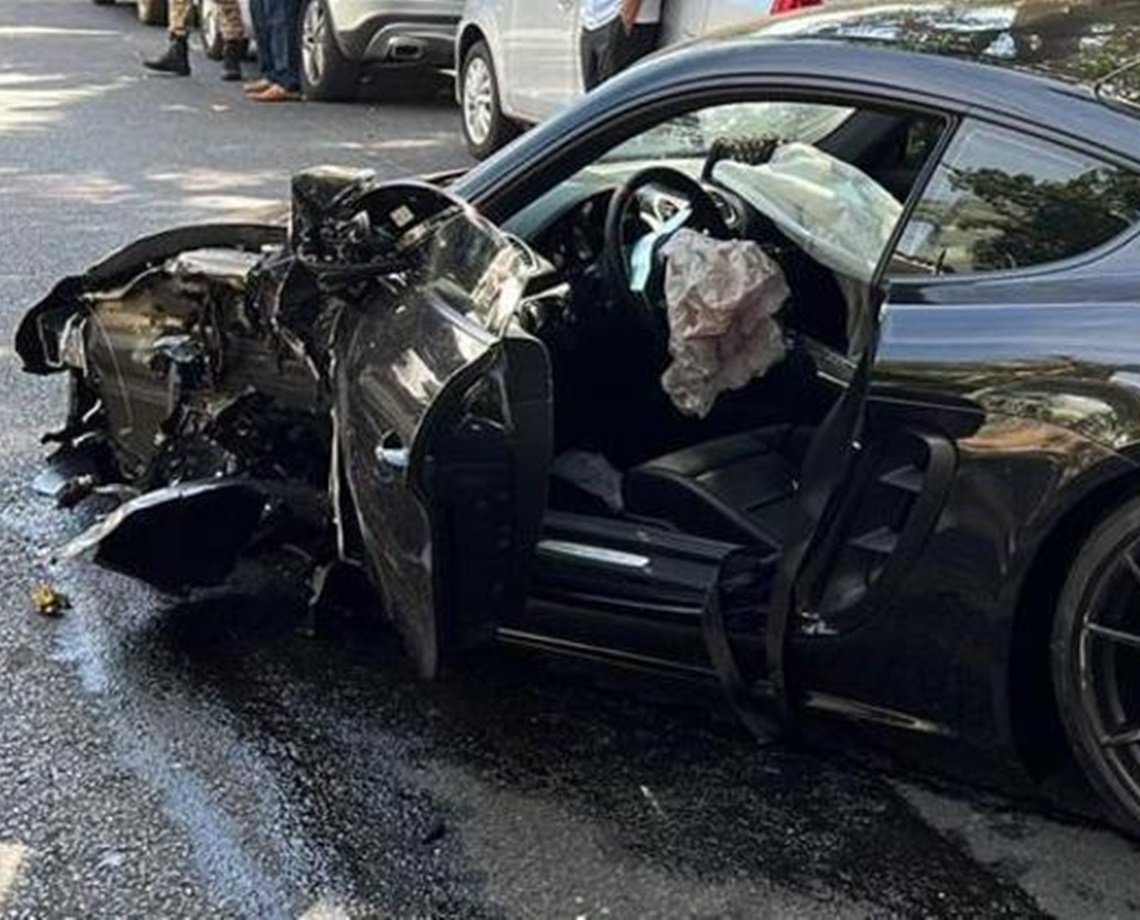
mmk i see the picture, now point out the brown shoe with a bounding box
[243,78,272,94]
[249,84,301,103]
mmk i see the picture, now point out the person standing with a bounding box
[243,0,302,102]
[580,0,661,92]
[144,0,247,80]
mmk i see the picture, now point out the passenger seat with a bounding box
[622,425,812,548]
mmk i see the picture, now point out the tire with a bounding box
[93,0,116,6]
[137,0,168,26]
[298,0,359,101]
[460,40,517,160]
[1053,495,1140,838]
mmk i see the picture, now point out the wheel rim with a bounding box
[1074,540,1140,817]
[463,55,495,146]
[301,1,327,87]
[204,2,219,50]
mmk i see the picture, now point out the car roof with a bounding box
[730,1,1140,107]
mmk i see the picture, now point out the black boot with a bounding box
[144,34,190,76]
[220,41,243,82]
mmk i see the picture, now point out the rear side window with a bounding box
[890,121,1140,275]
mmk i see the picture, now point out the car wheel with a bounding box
[137,0,168,26]
[298,0,359,101]
[93,0,116,6]
[1054,496,1140,837]
[460,40,516,160]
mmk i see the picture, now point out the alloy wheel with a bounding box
[463,55,494,147]
[1065,535,1140,827]
[301,0,327,88]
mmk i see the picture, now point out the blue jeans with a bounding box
[250,0,300,90]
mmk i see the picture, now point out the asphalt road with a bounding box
[1,3,1140,918]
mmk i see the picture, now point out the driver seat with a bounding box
[622,425,812,549]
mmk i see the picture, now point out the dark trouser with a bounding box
[250,0,300,89]
[580,19,658,92]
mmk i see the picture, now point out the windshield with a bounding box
[600,101,855,163]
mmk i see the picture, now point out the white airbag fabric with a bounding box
[660,229,788,419]
[714,142,902,283]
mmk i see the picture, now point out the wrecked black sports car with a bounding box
[18,2,1140,835]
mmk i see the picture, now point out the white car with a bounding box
[456,0,826,158]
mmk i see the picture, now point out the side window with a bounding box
[890,121,1140,275]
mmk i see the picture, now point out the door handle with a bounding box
[375,431,409,476]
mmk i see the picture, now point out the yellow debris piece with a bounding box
[31,585,70,618]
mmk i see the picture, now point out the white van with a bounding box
[456,0,825,158]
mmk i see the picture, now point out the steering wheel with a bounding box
[604,166,730,313]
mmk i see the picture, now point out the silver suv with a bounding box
[456,0,828,158]
[300,0,464,99]
[96,0,462,99]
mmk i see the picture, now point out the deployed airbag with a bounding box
[714,142,902,283]
[660,229,788,419]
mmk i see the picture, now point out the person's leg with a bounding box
[248,0,275,80]
[218,0,246,81]
[144,0,192,74]
[592,18,626,87]
[616,22,658,72]
[580,29,594,91]
[580,25,605,91]
[280,0,302,90]
[218,0,246,41]
[251,0,301,99]
[167,0,192,36]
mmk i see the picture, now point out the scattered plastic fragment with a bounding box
[31,584,70,618]
[639,784,667,818]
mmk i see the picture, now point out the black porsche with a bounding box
[17,1,1140,835]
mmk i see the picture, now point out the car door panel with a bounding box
[332,186,552,678]
[502,0,579,122]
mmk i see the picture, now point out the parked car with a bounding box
[96,0,461,94]
[90,0,170,27]
[297,0,464,99]
[456,0,827,158]
[22,2,1140,837]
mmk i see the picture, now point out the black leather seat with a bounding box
[623,425,811,548]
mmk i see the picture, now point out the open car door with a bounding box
[699,140,960,734]
[331,185,552,678]
[703,299,959,736]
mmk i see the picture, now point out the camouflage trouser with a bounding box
[216,0,246,42]
[168,0,192,35]
[169,0,246,42]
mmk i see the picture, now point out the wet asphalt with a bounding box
[1,2,1140,917]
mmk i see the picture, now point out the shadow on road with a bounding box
[105,569,1046,917]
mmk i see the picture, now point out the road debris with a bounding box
[31,584,70,618]
[639,784,666,818]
